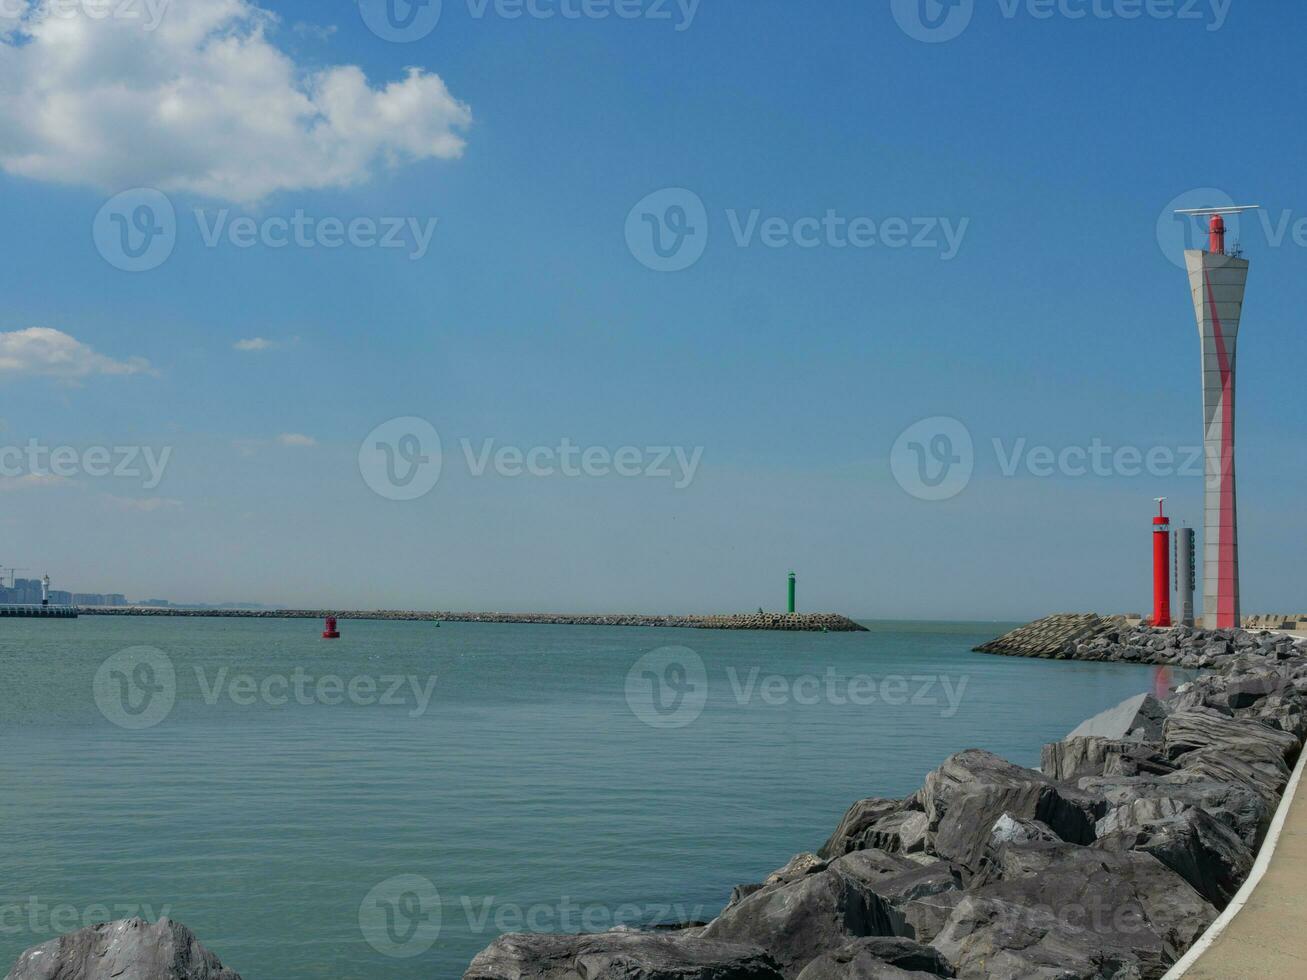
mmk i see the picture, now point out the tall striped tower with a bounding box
[1180,207,1255,629]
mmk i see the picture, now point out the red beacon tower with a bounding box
[1151,498,1172,628]
[322,615,340,639]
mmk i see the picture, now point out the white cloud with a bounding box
[277,432,316,447]
[234,337,272,351]
[292,21,337,42]
[0,0,472,203]
[0,328,151,380]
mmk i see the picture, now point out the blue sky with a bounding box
[0,0,1303,619]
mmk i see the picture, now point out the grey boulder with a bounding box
[1040,736,1174,782]
[820,800,904,859]
[462,930,785,979]
[917,751,1096,873]
[931,841,1215,980]
[1094,805,1253,909]
[1080,769,1272,850]
[701,861,888,977]
[4,918,240,980]
[1065,693,1170,742]
[794,938,953,979]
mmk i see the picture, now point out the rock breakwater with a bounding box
[79,608,868,632]
[977,613,1302,668]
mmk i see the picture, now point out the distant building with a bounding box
[73,593,107,606]
[49,590,73,605]
[104,594,127,606]
[14,578,42,604]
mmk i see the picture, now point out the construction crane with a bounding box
[2,567,30,588]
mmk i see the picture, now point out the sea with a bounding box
[0,616,1181,977]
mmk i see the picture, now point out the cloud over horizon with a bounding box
[0,328,152,380]
[0,0,472,204]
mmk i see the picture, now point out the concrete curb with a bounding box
[1161,735,1307,978]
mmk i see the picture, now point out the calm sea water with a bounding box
[0,617,1178,978]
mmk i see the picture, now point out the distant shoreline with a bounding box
[77,608,869,632]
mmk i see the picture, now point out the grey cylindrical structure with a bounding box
[1177,527,1196,627]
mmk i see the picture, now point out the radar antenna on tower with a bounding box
[1173,205,1261,255]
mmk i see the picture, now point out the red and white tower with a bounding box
[1151,498,1171,628]
[1176,205,1257,629]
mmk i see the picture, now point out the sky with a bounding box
[0,0,1303,620]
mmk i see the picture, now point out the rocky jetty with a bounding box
[4,917,240,980]
[80,608,868,632]
[977,614,1302,668]
[462,629,1307,979]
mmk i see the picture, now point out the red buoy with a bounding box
[322,615,340,639]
